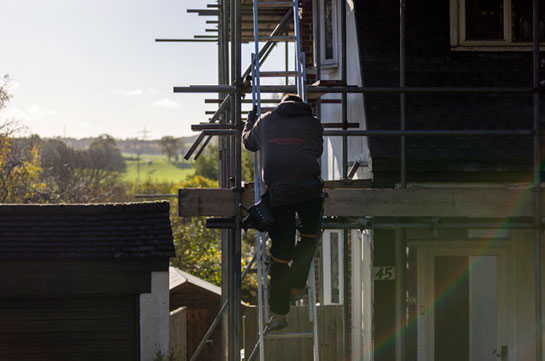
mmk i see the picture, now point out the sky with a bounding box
[0,0,247,139]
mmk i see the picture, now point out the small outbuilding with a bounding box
[169,266,222,361]
[0,202,175,361]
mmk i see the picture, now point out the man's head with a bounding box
[280,94,303,103]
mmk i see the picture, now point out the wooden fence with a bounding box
[170,307,187,361]
[170,307,223,361]
[243,305,344,361]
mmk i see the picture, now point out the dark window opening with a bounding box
[324,0,334,60]
[512,0,545,41]
[466,0,504,40]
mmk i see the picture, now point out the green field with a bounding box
[123,154,194,183]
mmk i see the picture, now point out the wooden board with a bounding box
[169,308,187,361]
[178,188,255,217]
[179,185,542,218]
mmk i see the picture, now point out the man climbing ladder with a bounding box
[242,93,324,330]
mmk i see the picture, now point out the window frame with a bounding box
[322,230,344,305]
[316,0,339,67]
[450,0,542,51]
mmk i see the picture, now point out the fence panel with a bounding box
[170,307,187,361]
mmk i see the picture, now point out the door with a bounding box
[417,245,511,361]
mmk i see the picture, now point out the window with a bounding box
[317,0,338,65]
[450,0,545,49]
[322,230,343,304]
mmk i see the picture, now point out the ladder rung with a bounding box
[260,71,298,77]
[258,1,294,6]
[259,35,296,42]
[205,98,280,104]
[264,332,313,340]
[191,124,235,131]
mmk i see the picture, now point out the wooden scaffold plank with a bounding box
[179,184,543,218]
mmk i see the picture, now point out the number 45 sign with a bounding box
[374,266,396,280]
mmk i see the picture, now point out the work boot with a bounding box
[266,312,288,332]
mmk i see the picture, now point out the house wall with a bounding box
[512,229,541,361]
[354,0,539,185]
[140,271,170,361]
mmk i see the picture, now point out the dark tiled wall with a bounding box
[355,0,543,184]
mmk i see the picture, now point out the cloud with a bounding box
[2,104,56,121]
[28,104,43,117]
[113,88,143,96]
[151,99,181,109]
[149,88,157,95]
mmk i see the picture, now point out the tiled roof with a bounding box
[0,202,175,259]
[169,266,221,296]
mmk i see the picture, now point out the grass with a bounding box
[123,154,194,184]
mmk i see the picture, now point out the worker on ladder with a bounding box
[242,93,324,331]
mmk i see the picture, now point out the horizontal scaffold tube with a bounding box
[173,85,534,94]
[323,129,535,136]
[322,219,536,230]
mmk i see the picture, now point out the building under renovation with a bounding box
[166,0,545,360]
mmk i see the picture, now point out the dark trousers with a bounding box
[268,197,323,315]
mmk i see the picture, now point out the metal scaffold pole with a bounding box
[338,0,350,359]
[398,1,407,361]
[533,0,542,360]
[219,0,231,359]
[228,0,242,359]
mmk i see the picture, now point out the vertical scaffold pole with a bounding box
[219,0,231,359]
[229,0,242,358]
[399,0,407,360]
[250,51,266,361]
[313,0,322,122]
[339,0,350,359]
[293,0,305,99]
[532,0,542,360]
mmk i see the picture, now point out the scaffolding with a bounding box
[156,0,543,360]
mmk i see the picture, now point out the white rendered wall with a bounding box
[140,271,170,361]
[320,0,371,181]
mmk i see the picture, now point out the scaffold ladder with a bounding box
[248,0,319,360]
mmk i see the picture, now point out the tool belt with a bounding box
[240,191,275,232]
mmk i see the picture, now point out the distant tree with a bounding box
[0,124,43,203]
[88,134,126,172]
[242,149,255,182]
[40,138,128,203]
[158,136,181,162]
[194,144,256,183]
[0,75,11,109]
[170,216,222,285]
[193,144,219,180]
[0,76,45,203]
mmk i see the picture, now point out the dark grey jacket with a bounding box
[242,100,323,205]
